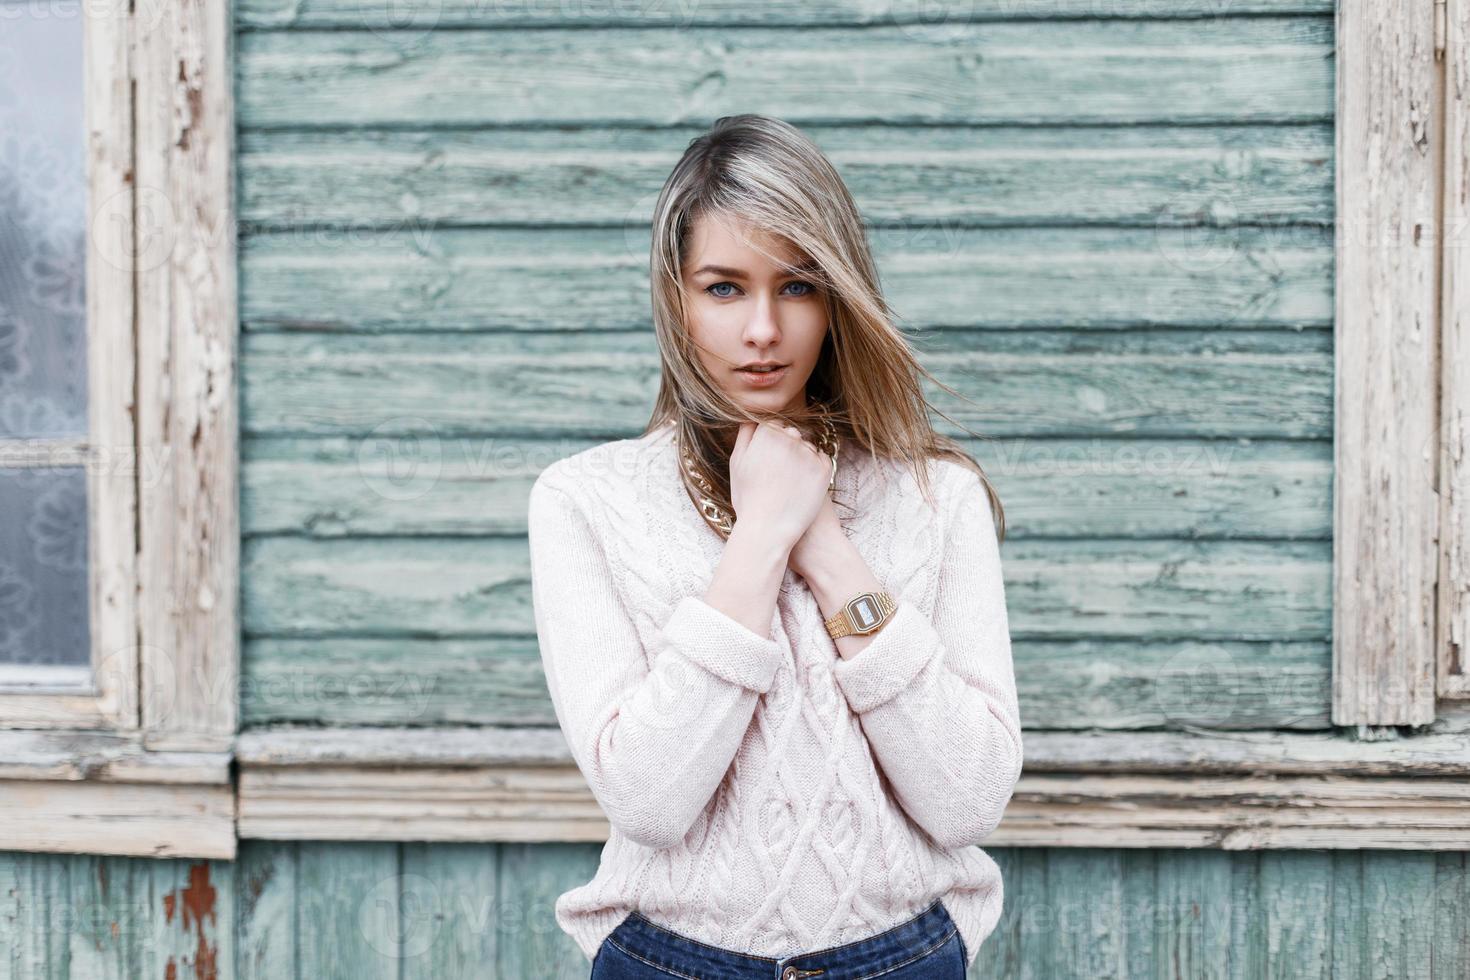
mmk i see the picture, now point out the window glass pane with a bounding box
[0,3,88,438]
[0,467,89,667]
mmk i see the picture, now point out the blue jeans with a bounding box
[589,897,967,979]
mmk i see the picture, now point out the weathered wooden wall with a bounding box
[5,844,1468,979]
[234,1,1339,735]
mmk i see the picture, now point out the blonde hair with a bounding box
[644,113,1005,544]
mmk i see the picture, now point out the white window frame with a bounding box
[1435,0,1470,702]
[0,0,237,859]
[0,0,134,729]
[1334,0,1469,727]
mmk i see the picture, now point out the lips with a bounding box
[735,365,789,387]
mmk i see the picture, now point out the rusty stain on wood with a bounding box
[163,862,220,980]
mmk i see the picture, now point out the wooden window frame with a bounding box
[0,0,135,732]
[0,0,237,858]
[1335,0,1469,726]
[1436,0,1470,702]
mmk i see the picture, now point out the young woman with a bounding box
[527,114,1021,979]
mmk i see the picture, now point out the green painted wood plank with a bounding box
[398,843,501,978]
[977,847,1037,977]
[1014,638,1330,730]
[497,843,597,979]
[64,856,141,980]
[1226,850,1265,980]
[242,635,550,727]
[240,436,1332,540]
[237,841,298,980]
[1361,852,1438,980]
[0,852,69,978]
[237,124,1333,228]
[1260,850,1331,979]
[239,223,1333,334]
[237,0,1335,30]
[238,225,1332,333]
[235,20,1333,128]
[240,435,556,538]
[1327,851,1364,980]
[295,843,399,980]
[1431,854,1470,980]
[1045,849,1128,977]
[58,856,232,980]
[239,634,1330,730]
[1004,538,1330,640]
[139,860,235,980]
[1120,849,1159,977]
[241,535,1330,640]
[240,330,1332,440]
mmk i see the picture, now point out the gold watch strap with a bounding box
[825,590,897,639]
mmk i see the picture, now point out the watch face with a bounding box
[847,593,884,632]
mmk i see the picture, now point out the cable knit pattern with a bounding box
[526,421,1022,970]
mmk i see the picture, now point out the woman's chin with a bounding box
[738,391,781,408]
[729,386,803,416]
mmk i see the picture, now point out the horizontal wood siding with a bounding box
[234,21,1333,128]
[237,0,1334,28]
[238,227,1332,333]
[238,126,1334,230]
[236,4,1335,732]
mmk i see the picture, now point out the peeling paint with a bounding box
[162,862,220,980]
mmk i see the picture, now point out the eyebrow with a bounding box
[690,260,821,279]
[690,264,749,279]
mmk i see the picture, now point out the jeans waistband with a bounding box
[605,897,958,980]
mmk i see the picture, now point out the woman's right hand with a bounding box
[728,420,833,551]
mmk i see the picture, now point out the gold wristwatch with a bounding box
[824,590,898,639]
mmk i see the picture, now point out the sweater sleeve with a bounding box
[830,465,1023,850]
[527,469,784,850]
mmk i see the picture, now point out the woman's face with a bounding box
[681,212,828,417]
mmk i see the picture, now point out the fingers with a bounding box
[754,420,821,458]
[752,420,802,443]
[774,423,824,458]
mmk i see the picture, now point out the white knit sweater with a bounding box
[527,420,1022,970]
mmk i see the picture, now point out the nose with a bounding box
[741,292,781,347]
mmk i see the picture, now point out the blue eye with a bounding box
[702,279,817,299]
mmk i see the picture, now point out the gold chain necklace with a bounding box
[676,411,840,540]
